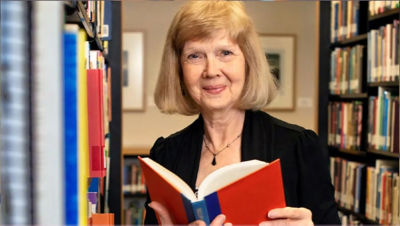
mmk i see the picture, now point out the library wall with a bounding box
[122,1,318,148]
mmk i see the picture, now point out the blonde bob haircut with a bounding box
[154,1,277,115]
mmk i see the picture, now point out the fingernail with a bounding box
[268,210,275,218]
[224,223,232,226]
[147,202,153,208]
[219,214,226,221]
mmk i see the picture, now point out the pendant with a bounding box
[212,155,217,165]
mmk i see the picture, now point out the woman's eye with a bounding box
[188,54,199,59]
[185,53,204,64]
[221,50,233,56]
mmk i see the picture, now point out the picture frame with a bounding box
[259,34,296,111]
[122,31,145,111]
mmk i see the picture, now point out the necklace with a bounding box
[203,133,242,166]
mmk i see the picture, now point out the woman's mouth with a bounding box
[203,85,226,94]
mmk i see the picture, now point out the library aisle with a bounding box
[0,1,122,225]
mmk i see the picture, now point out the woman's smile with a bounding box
[203,84,226,95]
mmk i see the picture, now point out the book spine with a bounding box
[192,200,211,224]
[180,195,196,223]
[64,28,79,225]
[204,192,223,222]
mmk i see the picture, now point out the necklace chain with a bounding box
[203,133,241,165]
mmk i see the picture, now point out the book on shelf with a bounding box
[367,19,399,82]
[365,159,399,224]
[369,1,399,17]
[330,45,364,95]
[123,160,146,194]
[331,157,400,225]
[328,101,363,150]
[368,87,399,153]
[330,1,360,43]
[89,213,114,226]
[87,69,106,178]
[139,157,286,224]
[33,1,64,224]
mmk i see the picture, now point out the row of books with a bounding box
[330,157,400,225]
[327,101,363,150]
[367,19,400,82]
[330,45,364,94]
[367,87,399,153]
[124,200,145,225]
[369,1,399,17]
[330,157,366,214]
[365,159,399,224]
[339,213,362,226]
[64,24,112,225]
[330,0,360,43]
[83,0,112,41]
[0,2,114,225]
[123,161,146,194]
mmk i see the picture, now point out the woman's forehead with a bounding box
[182,30,238,49]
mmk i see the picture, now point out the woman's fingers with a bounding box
[148,201,174,225]
[268,207,312,219]
[258,207,313,226]
[210,214,226,226]
[188,220,207,226]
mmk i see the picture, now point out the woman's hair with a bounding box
[154,1,277,115]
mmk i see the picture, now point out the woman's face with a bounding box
[180,30,246,113]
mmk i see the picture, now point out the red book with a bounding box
[87,69,105,178]
[139,157,286,224]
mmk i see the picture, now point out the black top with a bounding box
[144,110,340,224]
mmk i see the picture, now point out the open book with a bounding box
[138,157,286,224]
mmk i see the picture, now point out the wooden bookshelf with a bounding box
[337,206,378,225]
[123,147,150,156]
[367,149,399,159]
[368,8,400,21]
[124,193,147,198]
[330,33,368,48]
[329,93,368,100]
[368,81,399,87]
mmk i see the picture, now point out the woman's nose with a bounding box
[203,56,220,78]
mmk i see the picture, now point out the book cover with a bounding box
[139,157,286,224]
[87,69,106,178]
[63,25,79,225]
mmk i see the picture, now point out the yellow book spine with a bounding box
[78,29,89,226]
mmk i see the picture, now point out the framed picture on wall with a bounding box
[259,34,296,111]
[122,31,145,111]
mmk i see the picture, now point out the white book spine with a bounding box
[33,1,64,225]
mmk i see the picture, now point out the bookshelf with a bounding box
[318,1,399,225]
[122,148,150,224]
[0,1,122,225]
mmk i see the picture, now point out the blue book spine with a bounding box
[181,195,196,223]
[63,31,78,225]
[88,178,99,192]
[334,3,339,43]
[192,200,210,224]
[204,192,222,222]
[103,0,112,41]
[383,92,389,151]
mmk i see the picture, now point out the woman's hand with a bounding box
[259,207,313,226]
[149,201,229,226]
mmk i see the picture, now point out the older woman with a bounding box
[145,1,340,225]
